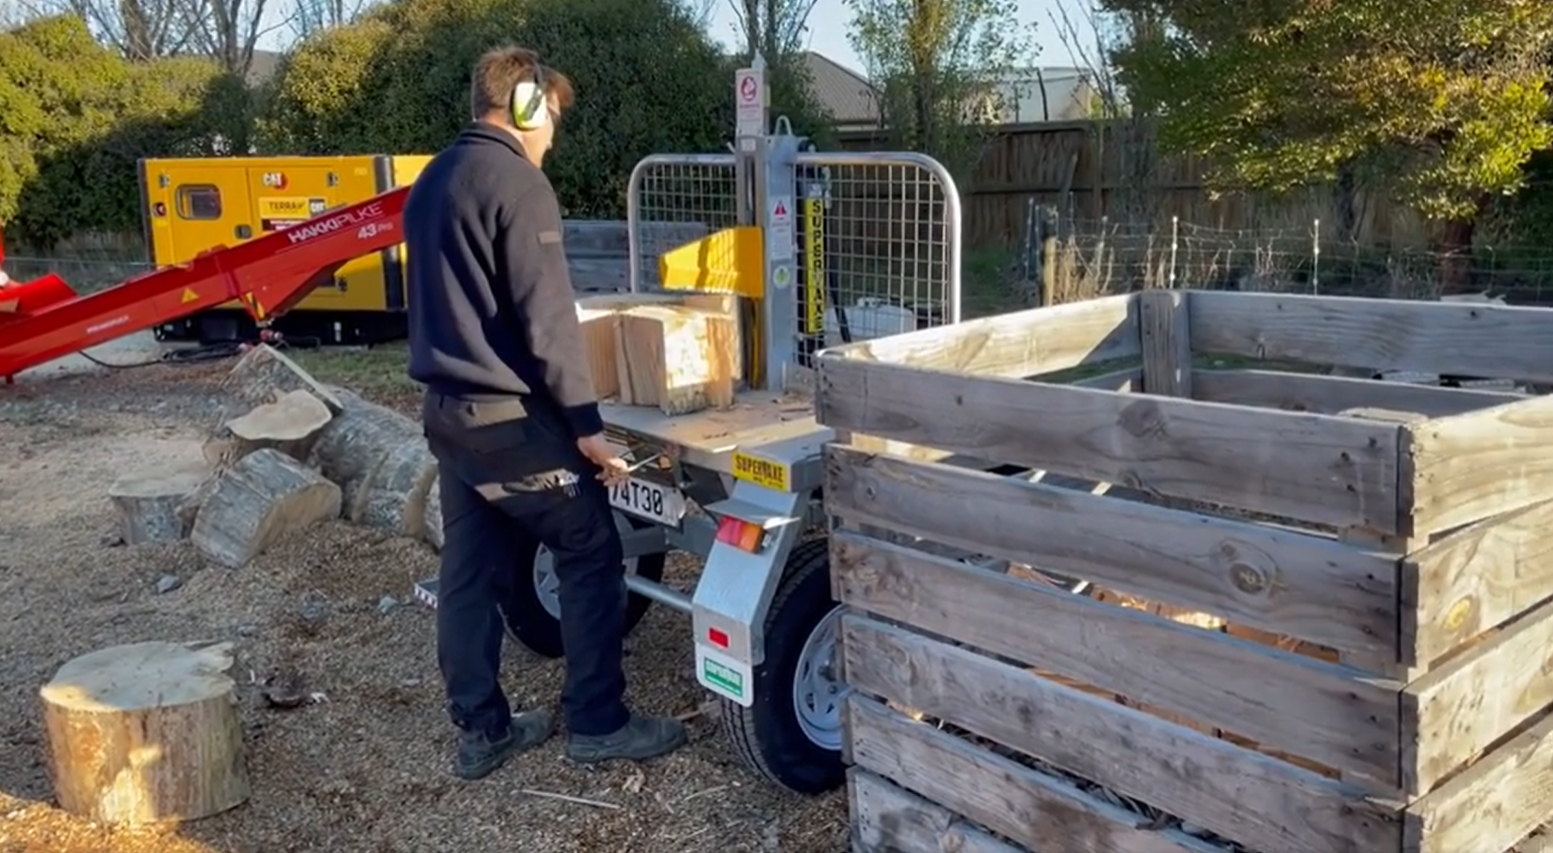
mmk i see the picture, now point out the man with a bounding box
[402,45,688,781]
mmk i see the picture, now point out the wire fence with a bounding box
[1013,216,1553,307]
[4,239,152,296]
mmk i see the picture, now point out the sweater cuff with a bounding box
[562,402,605,438]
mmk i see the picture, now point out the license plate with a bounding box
[608,476,686,526]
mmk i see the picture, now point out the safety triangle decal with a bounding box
[180,287,198,304]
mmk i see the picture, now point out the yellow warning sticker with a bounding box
[180,288,198,304]
[731,451,790,492]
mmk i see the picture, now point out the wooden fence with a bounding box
[837,121,1434,250]
[816,290,1553,853]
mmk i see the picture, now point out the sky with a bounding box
[255,0,1102,75]
[702,0,1100,76]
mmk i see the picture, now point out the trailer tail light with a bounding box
[715,515,764,553]
[707,627,729,648]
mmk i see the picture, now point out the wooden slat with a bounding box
[830,531,1401,783]
[1406,499,1553,664]
[844,617,1401,852]
[1405,395,1553,536]
[1407,709,1553,853]
[846,697,1216,853]
[1193,369,1522,418]
[817,358,1402,532]
[1404,596,1553,795]
[826,447,1399,658]
[1140,289,1191,396]
[821,292,1140,378]
[1188,291,1553,384]
[849,770,1024,853]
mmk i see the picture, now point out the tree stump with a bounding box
[204,388,335,469]
[40,641,250,825]
[191,448,343,568]
[108,463,211,544]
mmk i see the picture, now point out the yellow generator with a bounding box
[141,154,431,345]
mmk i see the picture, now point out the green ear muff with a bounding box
[511,63,548,131]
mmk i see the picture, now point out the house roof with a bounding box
[247,49,282,86]
[799,51,878,127]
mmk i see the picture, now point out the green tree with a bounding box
[261,0,836,217]
[844,0,1035,177]
[1102,0,1553,293]
[0,14,241,247]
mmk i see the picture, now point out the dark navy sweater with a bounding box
[402,122,603,438]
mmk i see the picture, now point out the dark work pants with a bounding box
[422,392,630,738]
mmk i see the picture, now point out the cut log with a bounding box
[614,303,738,415]
[307,387,428,519]
[108,462,211,544]
[204,388,335,469]
[175,475,220,532]
[40,641,250,825]
[423,476,444,550]
[351,440,438,535]
[191,448,342,568]
[220,343,344,414]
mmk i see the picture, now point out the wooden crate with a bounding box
[815,290,1553,853]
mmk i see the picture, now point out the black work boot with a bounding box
[566,713,688,763]
[454,710,556,780]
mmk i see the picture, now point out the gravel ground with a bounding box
[0,354,848,853]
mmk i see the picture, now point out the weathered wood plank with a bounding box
[1406,499,1553,665]
[1406,395,1553,536]
[825,447,1398,658]
[830,531,1401,783]
[846,697,1215,853]
[1140,289,1191,397]
[817,358,1402,532]
[822,292,1140,378]
[1404,596,1553,795]
[1406,709,1553,853]
[1193,369,1522,417]
[844,617,1401,853]
[1188,291,1553,384]
[849,769,1024,853]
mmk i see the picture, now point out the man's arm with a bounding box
[498,184,604,439]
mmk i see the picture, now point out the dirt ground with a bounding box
[0,350,848,853]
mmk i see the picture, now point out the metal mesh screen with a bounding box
[794,153,961,349]
[627,154,740,291]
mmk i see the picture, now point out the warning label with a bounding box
[179,288,198,304]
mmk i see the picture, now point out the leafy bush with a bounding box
[0,15,242,248]
[261,0,833,217]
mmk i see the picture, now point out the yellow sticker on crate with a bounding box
[731,451,790,492]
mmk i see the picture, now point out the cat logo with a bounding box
[261,171,287,189]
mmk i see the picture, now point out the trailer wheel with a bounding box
[497,513,666,659]
[723,538,848,795]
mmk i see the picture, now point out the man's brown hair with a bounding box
[469,46,575,122]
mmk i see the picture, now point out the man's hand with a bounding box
[577,433,629,486]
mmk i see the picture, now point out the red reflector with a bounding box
[708,627,729,648]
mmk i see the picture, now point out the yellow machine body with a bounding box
[139,154,432,342]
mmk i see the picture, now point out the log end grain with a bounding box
[40,641,250,825]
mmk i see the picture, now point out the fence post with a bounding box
[1312,218,1321,295]
[1168,215,1179,289]
[1038,205,1058,307]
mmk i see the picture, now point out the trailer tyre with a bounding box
[497,513,666,659]
[723,538,848,795]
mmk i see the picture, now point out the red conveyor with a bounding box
[0,186,411,380]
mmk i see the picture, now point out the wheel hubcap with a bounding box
[792,605,849,751]
[532,516,642,619]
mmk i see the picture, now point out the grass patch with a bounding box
[286,342,422,408]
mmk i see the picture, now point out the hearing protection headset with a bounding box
[511,62,548,131]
